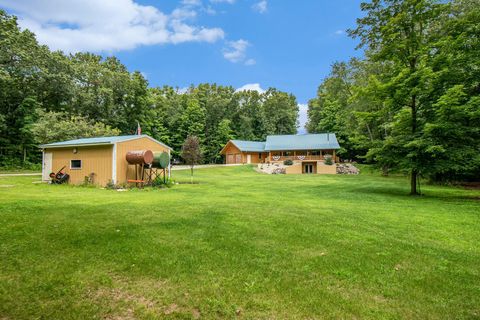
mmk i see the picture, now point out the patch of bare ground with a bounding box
[461,182,480,190]
[88,274,201,319]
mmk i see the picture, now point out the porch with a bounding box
[267,150,338,163]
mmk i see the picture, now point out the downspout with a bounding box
[41,149,45,181]
[168,149,171,179]
[112,143,117,184]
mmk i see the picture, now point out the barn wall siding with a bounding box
[116,137,171,184]
[47,146,113,185]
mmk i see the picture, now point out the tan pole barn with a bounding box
[40,135,172,186]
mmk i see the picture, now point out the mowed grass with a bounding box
[0,166,479,319]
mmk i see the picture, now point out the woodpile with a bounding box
[336,163,360,175]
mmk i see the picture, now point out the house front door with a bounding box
[246,154,251,164]
[303,163,314,174]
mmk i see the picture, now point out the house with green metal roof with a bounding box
[220,133,340,174]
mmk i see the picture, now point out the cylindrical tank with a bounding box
[152,152,170,168]
[126,150,154,165]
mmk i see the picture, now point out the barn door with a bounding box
[42,152,52,181]
[235,154,242,163]
[227,154,234,164]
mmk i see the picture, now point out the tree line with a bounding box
[306,0,480,193]
[0,10,299,167]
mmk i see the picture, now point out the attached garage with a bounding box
[220,140,268,164]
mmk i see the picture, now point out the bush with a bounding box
[324,155,333,165]
[0,158,42,171]
[152,176,175,188]
[283,159,293,166]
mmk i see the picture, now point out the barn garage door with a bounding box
[227,154,234,164]
[235,154,242,163]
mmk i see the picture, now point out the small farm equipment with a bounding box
[49,166,70,184]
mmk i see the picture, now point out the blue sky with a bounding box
[0,0,364,131]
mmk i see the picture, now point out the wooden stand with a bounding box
[126,163,146,188]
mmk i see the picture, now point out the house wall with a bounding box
[244,152,268,164]
[316,162,337,174]
[285,163,303,174]
[116,137,171,184]
[47,145,113,185]
[283,161,337,174]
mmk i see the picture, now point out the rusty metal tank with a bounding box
[126,150,154,165]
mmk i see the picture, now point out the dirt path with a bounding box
[0,164,240,176]
[171,164,241,170]
[0,173,42,177]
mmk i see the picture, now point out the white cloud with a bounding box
[297,103,308,134]
[0,0,225,52]
[334,29,345,35]
[210,0,236,3]
[181,0,202,6]
[236,83,265,93]
[244,58,256,66]
[252,0,267,13]
[204,6,217,15]
[177,87,190,94]
[223,39,253,64]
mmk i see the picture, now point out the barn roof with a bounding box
[39,135,172,150]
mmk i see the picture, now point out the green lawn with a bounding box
[1,166,479,319]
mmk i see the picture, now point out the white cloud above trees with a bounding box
[0,0,225,52]
[236,83,265,93]
[223,39,256,65]
[252,1,268,14]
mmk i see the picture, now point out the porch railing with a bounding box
[269,155,325,161]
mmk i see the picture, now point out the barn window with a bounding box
[70,160,82,169]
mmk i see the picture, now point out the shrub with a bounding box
[324,155,333,165]
[152,176,175,188]
[105,180,117,189]
[283,159,293,166]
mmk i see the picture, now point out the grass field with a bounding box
[1,166,479,319]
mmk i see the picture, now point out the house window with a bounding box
[70,160,82,169]
[310,150,321,156]
[283,151,292,156]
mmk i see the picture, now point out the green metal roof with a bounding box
[227,134,340,152]
[39,135,172,150]
[265,133,340,151]
[230,140,266,152]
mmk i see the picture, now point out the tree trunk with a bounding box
[410,169,419,195]
[190,166,193,184]
[410,94,419,195]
